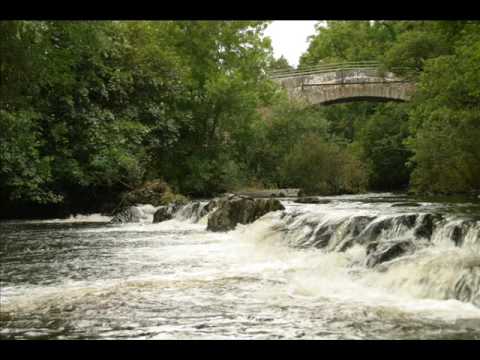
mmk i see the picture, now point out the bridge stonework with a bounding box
[271,67,416,106]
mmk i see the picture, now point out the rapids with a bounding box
[1,193,480,339]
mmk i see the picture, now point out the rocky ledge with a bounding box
[110,206,143,223]
[207,195,284,232]
[294,197,332,204]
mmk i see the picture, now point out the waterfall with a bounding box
[174,201,210,223]
[231,205,480,307]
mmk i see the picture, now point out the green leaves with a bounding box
[297,20,480,195]
[355,103,412,190]
[280,135,368,195]
[383,30,450,75]
[405,24,480,194]
[0,110,59,203]
[5,19,478,211]
[299,21,394,67]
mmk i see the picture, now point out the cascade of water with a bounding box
[230,204,480,307]
[174,201,210,223]
[2,194,480,339]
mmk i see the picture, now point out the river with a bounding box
[1,193,480,339]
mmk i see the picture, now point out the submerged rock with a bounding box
[294,197,331,204]
[334,216,378,251]
[233,189,300,198]
[175,201,213,222]
[207,196,284,232]
[391,202,421,207]
[450,220,477,247]
[454,268,480,307]
[153,203,182,223]
[357,214,418,245]
[110,206,143,224]
[152,199,222,224]
[205,198,220,212]
[365,240,417,268]
[413,213,442,239]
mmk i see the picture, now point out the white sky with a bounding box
[264,21,321,67]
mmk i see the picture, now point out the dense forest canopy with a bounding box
[1,20,479,218]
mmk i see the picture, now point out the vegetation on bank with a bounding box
[1,20,479,217]
[299,21,480,195]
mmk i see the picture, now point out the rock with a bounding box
[110,206,142,224]
[207,196,284,232]
[294,197,331,204]
[334,216,377,251]
[448,220,477,247]
[205,199,219,212]
[153,199,222,224]
[413,213,441,239]
[254,198,285,218]
[120,180,188,207]
[175,201,216,222]
[309,224,336,249]
[152,207,173,223]
[153,203,182,223]
[233,189,299,198]
[391,202,421,207]
[365,240,416,268]
[453,268,480,307]
[359,215,417,244]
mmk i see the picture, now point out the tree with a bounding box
[248,96,329,187]
[299,21,396,66]
[280,135,368,195]
[355,103,412,190]
[406,27,480,193]
[268,55,292,71]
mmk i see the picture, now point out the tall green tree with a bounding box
[407,24,480,193]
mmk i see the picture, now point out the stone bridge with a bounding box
[269,61,416,106]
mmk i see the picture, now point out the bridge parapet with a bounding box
[268,61,415,105]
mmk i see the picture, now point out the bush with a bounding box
[279,135,368,195]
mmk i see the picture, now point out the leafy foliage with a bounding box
[280,135,368,195]
[299,20,480,195]
[2,20,480,217]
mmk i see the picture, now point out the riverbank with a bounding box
[3,188,480,221]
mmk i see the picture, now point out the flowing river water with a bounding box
[1,193,480,340]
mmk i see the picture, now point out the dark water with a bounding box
[1,194,480,339]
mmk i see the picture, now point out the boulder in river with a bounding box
[175,201,215,222]
[153,203,183,223]
[365,240,416,268]
[413,213,442,239]
[110,206,143,224]
[207,196,285,232]
[205,198,220,212]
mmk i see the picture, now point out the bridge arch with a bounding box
[269,62,416,106]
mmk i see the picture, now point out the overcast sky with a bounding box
[264,21,321,67]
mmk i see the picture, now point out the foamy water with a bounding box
[1,194,480,339]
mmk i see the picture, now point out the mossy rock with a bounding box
[207,196,284,232]
[160,192,188,205]
[121,180,188,207]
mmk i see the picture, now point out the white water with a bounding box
[1,194,480,339]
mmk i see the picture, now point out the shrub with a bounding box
[279,135,368,195]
